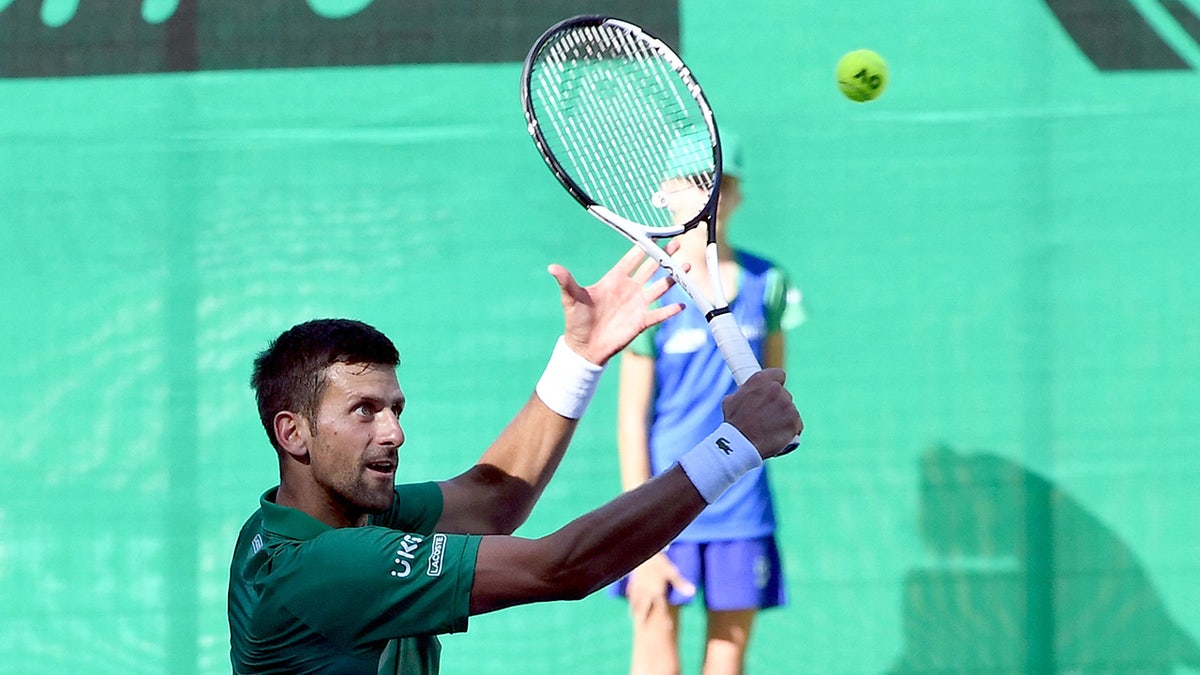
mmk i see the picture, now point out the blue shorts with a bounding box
[609,536,787,611]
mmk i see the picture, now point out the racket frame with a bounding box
[522,14,799,451]
[521,16,757,376]
[520,15,724,238]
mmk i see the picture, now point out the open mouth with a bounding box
[365,460,396,476]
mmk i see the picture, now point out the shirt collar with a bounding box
[258,487,334,541]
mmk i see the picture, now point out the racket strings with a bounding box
[541,29,662,197]
[529,22,715,231]
[554,26,697,198]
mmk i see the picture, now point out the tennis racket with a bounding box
[521,15,799,454]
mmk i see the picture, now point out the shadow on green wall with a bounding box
[887,445,1200,674]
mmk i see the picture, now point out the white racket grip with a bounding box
[707,312,802,456]
[707,311,761,386]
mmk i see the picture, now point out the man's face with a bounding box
[305,361,406,518]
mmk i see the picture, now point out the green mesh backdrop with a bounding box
[2,1,1199,673]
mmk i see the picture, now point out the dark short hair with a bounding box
[251,318,400,452]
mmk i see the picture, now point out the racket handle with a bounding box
[708,312,802,456]
[708,311,761,386]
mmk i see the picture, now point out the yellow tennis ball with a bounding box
[835,49,888,102]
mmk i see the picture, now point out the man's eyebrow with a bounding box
[356,393,405,409]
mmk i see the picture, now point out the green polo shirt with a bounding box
[228,483,482,674]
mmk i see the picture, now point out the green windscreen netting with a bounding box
[1,1,1198,673]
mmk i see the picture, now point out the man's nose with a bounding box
[378,410,404,446]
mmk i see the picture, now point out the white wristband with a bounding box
[678,423,763,504]
[535,336,604,419]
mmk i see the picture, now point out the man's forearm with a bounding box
[469,467,705,614]
[542,467,704,595]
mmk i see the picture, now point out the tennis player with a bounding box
[227,248,802,674]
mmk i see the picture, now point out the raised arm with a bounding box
[435,246,684,535]
[467,368,802,614]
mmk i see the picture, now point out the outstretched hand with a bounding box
[548,245,685,366]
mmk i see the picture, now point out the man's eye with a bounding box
[354,404,374,417]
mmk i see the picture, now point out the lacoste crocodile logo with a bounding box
[715,437,733,455]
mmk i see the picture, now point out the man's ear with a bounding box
[274,411,311,463]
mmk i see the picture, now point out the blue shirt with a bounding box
[630,250,801,541]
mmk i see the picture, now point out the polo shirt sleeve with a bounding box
[764,266,805,332]
[278,525,482,645]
